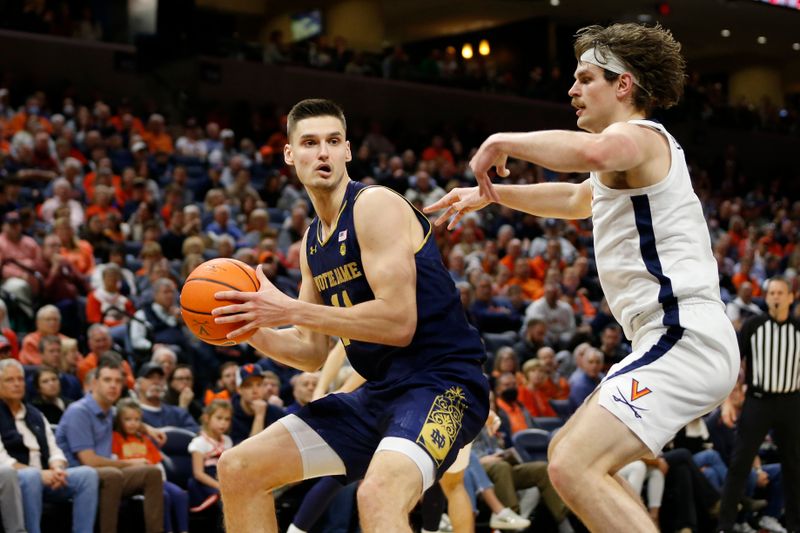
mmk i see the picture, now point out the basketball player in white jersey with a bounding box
[426,23,739,532]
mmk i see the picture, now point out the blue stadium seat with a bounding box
[160,426,197,489]
[512,428,550,462]
[548,398,572,420]
[531,417,564,432]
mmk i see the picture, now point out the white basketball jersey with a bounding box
[590,119,721,340]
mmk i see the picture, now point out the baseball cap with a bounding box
[236,363,263,387]
[137,362,166,379]
[132,141,147,152]
[221,129,235,139]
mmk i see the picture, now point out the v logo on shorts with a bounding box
[613,386,649,419]
[630,379,652,401]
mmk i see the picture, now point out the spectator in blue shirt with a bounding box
[568,349,604,412]
[230,364,284,445]
[135,363,199,433]
[470,274,521,334]
[205,204,244,242]
[55,357,164,533]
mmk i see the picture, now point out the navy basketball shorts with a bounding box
[293,360,489,484]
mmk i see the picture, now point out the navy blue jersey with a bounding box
[305,181,485,383]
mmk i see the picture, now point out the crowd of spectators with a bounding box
[3,3,797,138]
[0,75,797,532]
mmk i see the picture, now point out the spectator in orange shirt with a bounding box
[518,358,558,418]
[530,238,567,281]
[560,266,597,323]
[19,305,75,365]
[142,114,174,155]
[506,257,544,301]
[494,372,534,436]
[84,184,121,223]
[499,238,527,274]
[5,96,52,136]
[86,264,135,328]
[113,398,189,533]
[534,346,570,401]
[54,216,95,275]
[421,134,454,165]
[77,324,135,389]
[731,255,762,297]
[83,159,124,205]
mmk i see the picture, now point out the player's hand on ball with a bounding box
[424,186,492,230]
[213,265,294,338]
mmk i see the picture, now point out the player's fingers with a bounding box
[226,321,259,339]
[496,155,510,178]
[447,209,467,231]
[214,290,255,303]
[424,192,457,213]
[255,264,267,287]
[433,205,458,227]
[214,312,252,324]
[477,173,500,202]
[211,302,249,317]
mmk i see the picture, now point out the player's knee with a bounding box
[547,451,579,499]
[218,448,256,492]
[356,478,384,518]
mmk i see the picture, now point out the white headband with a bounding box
[579,47,650,96]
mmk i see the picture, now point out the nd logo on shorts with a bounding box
[416,387,467,466]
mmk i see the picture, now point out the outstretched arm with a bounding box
[213,187,419,361]
[471,122,650,200]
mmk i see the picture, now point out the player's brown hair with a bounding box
[574,23,686,114]
[287,98,346,140]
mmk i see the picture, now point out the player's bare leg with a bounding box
[440,470,474,533]
[358,450,424,533]
[218,422,304,533]
[547,394,656,532]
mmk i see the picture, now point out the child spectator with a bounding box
[113,398,189,533]
[188,400,233,511]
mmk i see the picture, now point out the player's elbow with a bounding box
[388,316,416,347]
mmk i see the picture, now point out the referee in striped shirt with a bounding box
[717,277,800,533]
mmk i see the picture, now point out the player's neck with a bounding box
[602,107,647,130]
[308,177,350,230]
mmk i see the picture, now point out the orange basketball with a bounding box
[180,258,260,346]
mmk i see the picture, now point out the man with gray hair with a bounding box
[0,359,98,533]
[130,278,187,355]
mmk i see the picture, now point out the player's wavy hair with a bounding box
[287,98,347,140]
[574,23,686,114]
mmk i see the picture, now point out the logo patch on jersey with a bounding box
[340,243,346,256]
[338,229,348,242]
[309,245,317,256]
[416,387,467,466]
[630,379,652,401]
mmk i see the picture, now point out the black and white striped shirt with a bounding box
[740,314,800,395]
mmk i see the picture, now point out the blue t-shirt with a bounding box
[55,393,113,467]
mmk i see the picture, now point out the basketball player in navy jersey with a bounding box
[427,23,739,532]
[211,99,489,533]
